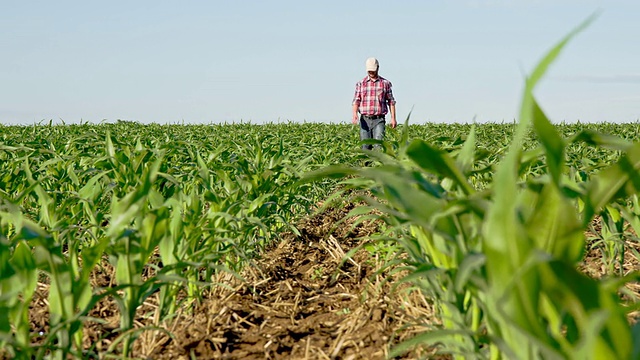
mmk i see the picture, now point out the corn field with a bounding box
[3,20,640,360]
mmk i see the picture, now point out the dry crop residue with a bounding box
[141,203,436,359]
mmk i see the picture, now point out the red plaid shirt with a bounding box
[352,76,396,116]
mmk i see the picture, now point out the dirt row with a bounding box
[137,203,437,359]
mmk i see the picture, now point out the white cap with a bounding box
[365,57,379,71]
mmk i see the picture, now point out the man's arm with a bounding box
[386,82,397,128]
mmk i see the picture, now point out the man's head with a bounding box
[365,57,379,79]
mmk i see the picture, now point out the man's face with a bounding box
[368,69,379,79]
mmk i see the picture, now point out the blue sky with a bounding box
[1,0,638,125]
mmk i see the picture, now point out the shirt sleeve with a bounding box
[352,81,362,105]
[386,82,396,105]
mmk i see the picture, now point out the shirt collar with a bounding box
[364,75,382,83]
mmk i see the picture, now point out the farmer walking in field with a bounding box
[352,57,397,150]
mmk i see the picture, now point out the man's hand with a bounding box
[389,104,397,129]
[352,113,359,125]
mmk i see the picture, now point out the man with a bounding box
[352,57,397,150]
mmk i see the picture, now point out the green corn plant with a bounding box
[621,194,640,245]
[461,16,640,359]
[0,204,39,359]
[105,151,170,357]
[156,191,201,318]
[589,205,626,276]
[19,156,102,360]
[0,197,108,360]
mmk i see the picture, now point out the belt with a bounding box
[361,114,385,120]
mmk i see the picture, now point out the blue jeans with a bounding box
[360,116,386,150]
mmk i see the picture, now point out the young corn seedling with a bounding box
[104,150,171,357]
[0,204,39,359]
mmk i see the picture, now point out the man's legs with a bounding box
[372,120,386,150]
[359,117,373,150]
[360,117,386,150]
